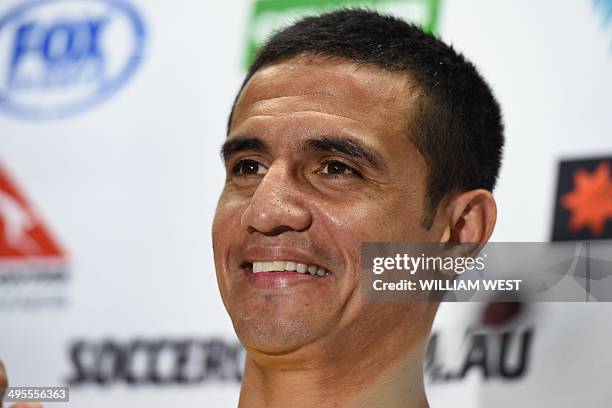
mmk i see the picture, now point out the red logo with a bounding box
[561,161,612,236]
[0,163,66,259]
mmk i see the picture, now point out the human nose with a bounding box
[240,162,312,235]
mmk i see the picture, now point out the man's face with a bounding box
[213,55,440,358]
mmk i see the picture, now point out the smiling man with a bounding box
[212,9,503,408]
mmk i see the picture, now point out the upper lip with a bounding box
[242,246,331,272]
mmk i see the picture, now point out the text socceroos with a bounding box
[372,253,486,275]
[373,279,522,292]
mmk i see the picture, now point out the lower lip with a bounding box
[245,269,329,289]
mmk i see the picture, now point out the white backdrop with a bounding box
[1,0,611,406]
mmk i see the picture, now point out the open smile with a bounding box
[245,260,330,276]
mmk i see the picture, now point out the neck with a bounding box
[238,336,430,408]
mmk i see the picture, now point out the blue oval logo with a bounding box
[0,0,146,120]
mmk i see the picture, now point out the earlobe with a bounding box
[446,189,497,245]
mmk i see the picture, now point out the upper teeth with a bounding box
[252,261,329,276]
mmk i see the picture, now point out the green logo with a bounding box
[244,0,441,68]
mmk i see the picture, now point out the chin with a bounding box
[232,312,326,355]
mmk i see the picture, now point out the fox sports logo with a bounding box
[0,0,146,119]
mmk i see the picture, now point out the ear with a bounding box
[439,189,497,245]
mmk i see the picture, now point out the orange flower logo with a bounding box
[561,161,612,236]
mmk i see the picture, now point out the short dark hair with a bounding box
[228,9,504,228]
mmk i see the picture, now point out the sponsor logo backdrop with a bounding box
[1,0,611,406]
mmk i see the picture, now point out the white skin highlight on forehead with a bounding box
[232,54,416,132]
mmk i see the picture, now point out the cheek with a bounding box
[320,193,425,244]
[213,191,246,236]
[315,200,421,291]
[212,191,249,278]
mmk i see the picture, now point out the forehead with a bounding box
[230,55,417,141]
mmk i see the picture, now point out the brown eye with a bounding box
[320,160,358,176]
[232,159,267,176]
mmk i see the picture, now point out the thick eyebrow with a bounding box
[220,135,387,172]
[220,137,269,162]
[302,136,387,171]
